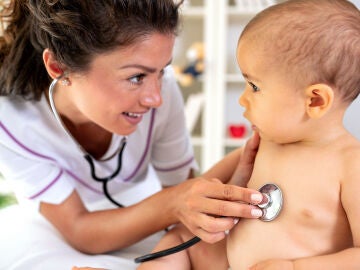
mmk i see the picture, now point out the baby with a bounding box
[138,0,360,269]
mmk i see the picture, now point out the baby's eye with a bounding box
[248,81,260,92]
[129,74,145,85]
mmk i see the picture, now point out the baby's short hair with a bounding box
[240,0,360,103]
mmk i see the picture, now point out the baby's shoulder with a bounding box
[339,136,360,210]
[339,135,360,179]
[340,134,360,156]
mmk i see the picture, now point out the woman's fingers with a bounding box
[188,214,241,243]
[180,203,262,243]
[176,178,265,243]
[180,178,264,221]
[194,229,226,244]
[195,197,264,219]
[190,178,263,205]
[183,214,231,243]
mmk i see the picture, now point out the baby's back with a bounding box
[227,137,358,269]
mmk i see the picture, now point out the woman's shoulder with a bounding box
[0,95,60,151]
[0,95,47,122]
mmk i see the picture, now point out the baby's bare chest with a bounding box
[227,144,353,269]
[249,148,344,226]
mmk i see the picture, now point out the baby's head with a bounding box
[237,0,360,105]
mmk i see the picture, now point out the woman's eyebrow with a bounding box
[120,64,156,73]
[120,59,173,73]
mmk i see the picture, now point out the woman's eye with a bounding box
[248,81,260,92]
[129,74,145,85]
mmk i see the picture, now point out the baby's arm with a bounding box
[136,225,192,270]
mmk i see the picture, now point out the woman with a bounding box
[0,0,263,269]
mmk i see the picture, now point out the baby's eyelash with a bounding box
[248,81,260,92]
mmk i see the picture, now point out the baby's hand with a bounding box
[249,259,294,270]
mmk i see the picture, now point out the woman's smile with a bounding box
[122,111,145,125]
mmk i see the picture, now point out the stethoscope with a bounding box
[48,75,127,208]
[134,182,283,263]
[48,75,284,263]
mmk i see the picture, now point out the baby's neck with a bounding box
[264,126,348,150]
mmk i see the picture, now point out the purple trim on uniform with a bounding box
[0,121,57,162]
[28,169,63,199]
[0,121,102,197]
[153,156,194,172]
[123,108,156,182]
[65,170,102,194]
[1,107,163,196]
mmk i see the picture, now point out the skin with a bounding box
[39,32,265,255]
[228,35,360,270]
[44,34,170,158]
[137,34,360,270]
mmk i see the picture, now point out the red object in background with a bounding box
[229,124,247,138]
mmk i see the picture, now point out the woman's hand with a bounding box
[173,178,264,243]
[171,133,263,243]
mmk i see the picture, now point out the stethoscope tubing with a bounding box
[49,75,197,262]
[134,183,284,263]
[134,236,201,263]
[48,76,284,264]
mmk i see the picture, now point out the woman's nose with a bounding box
[141,81,162,108]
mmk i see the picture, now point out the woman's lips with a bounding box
[122,112,143,125]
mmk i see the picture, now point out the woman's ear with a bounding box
[305,84,334,118]
[43,49,64,79]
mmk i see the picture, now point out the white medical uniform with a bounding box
[0,67,198,270]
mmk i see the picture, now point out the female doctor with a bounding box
[0,0,264,268]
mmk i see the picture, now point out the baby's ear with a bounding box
[305,84,334,118]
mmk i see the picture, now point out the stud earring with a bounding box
[60,77,70,86]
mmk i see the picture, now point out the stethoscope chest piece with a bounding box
[258,183,283,222]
